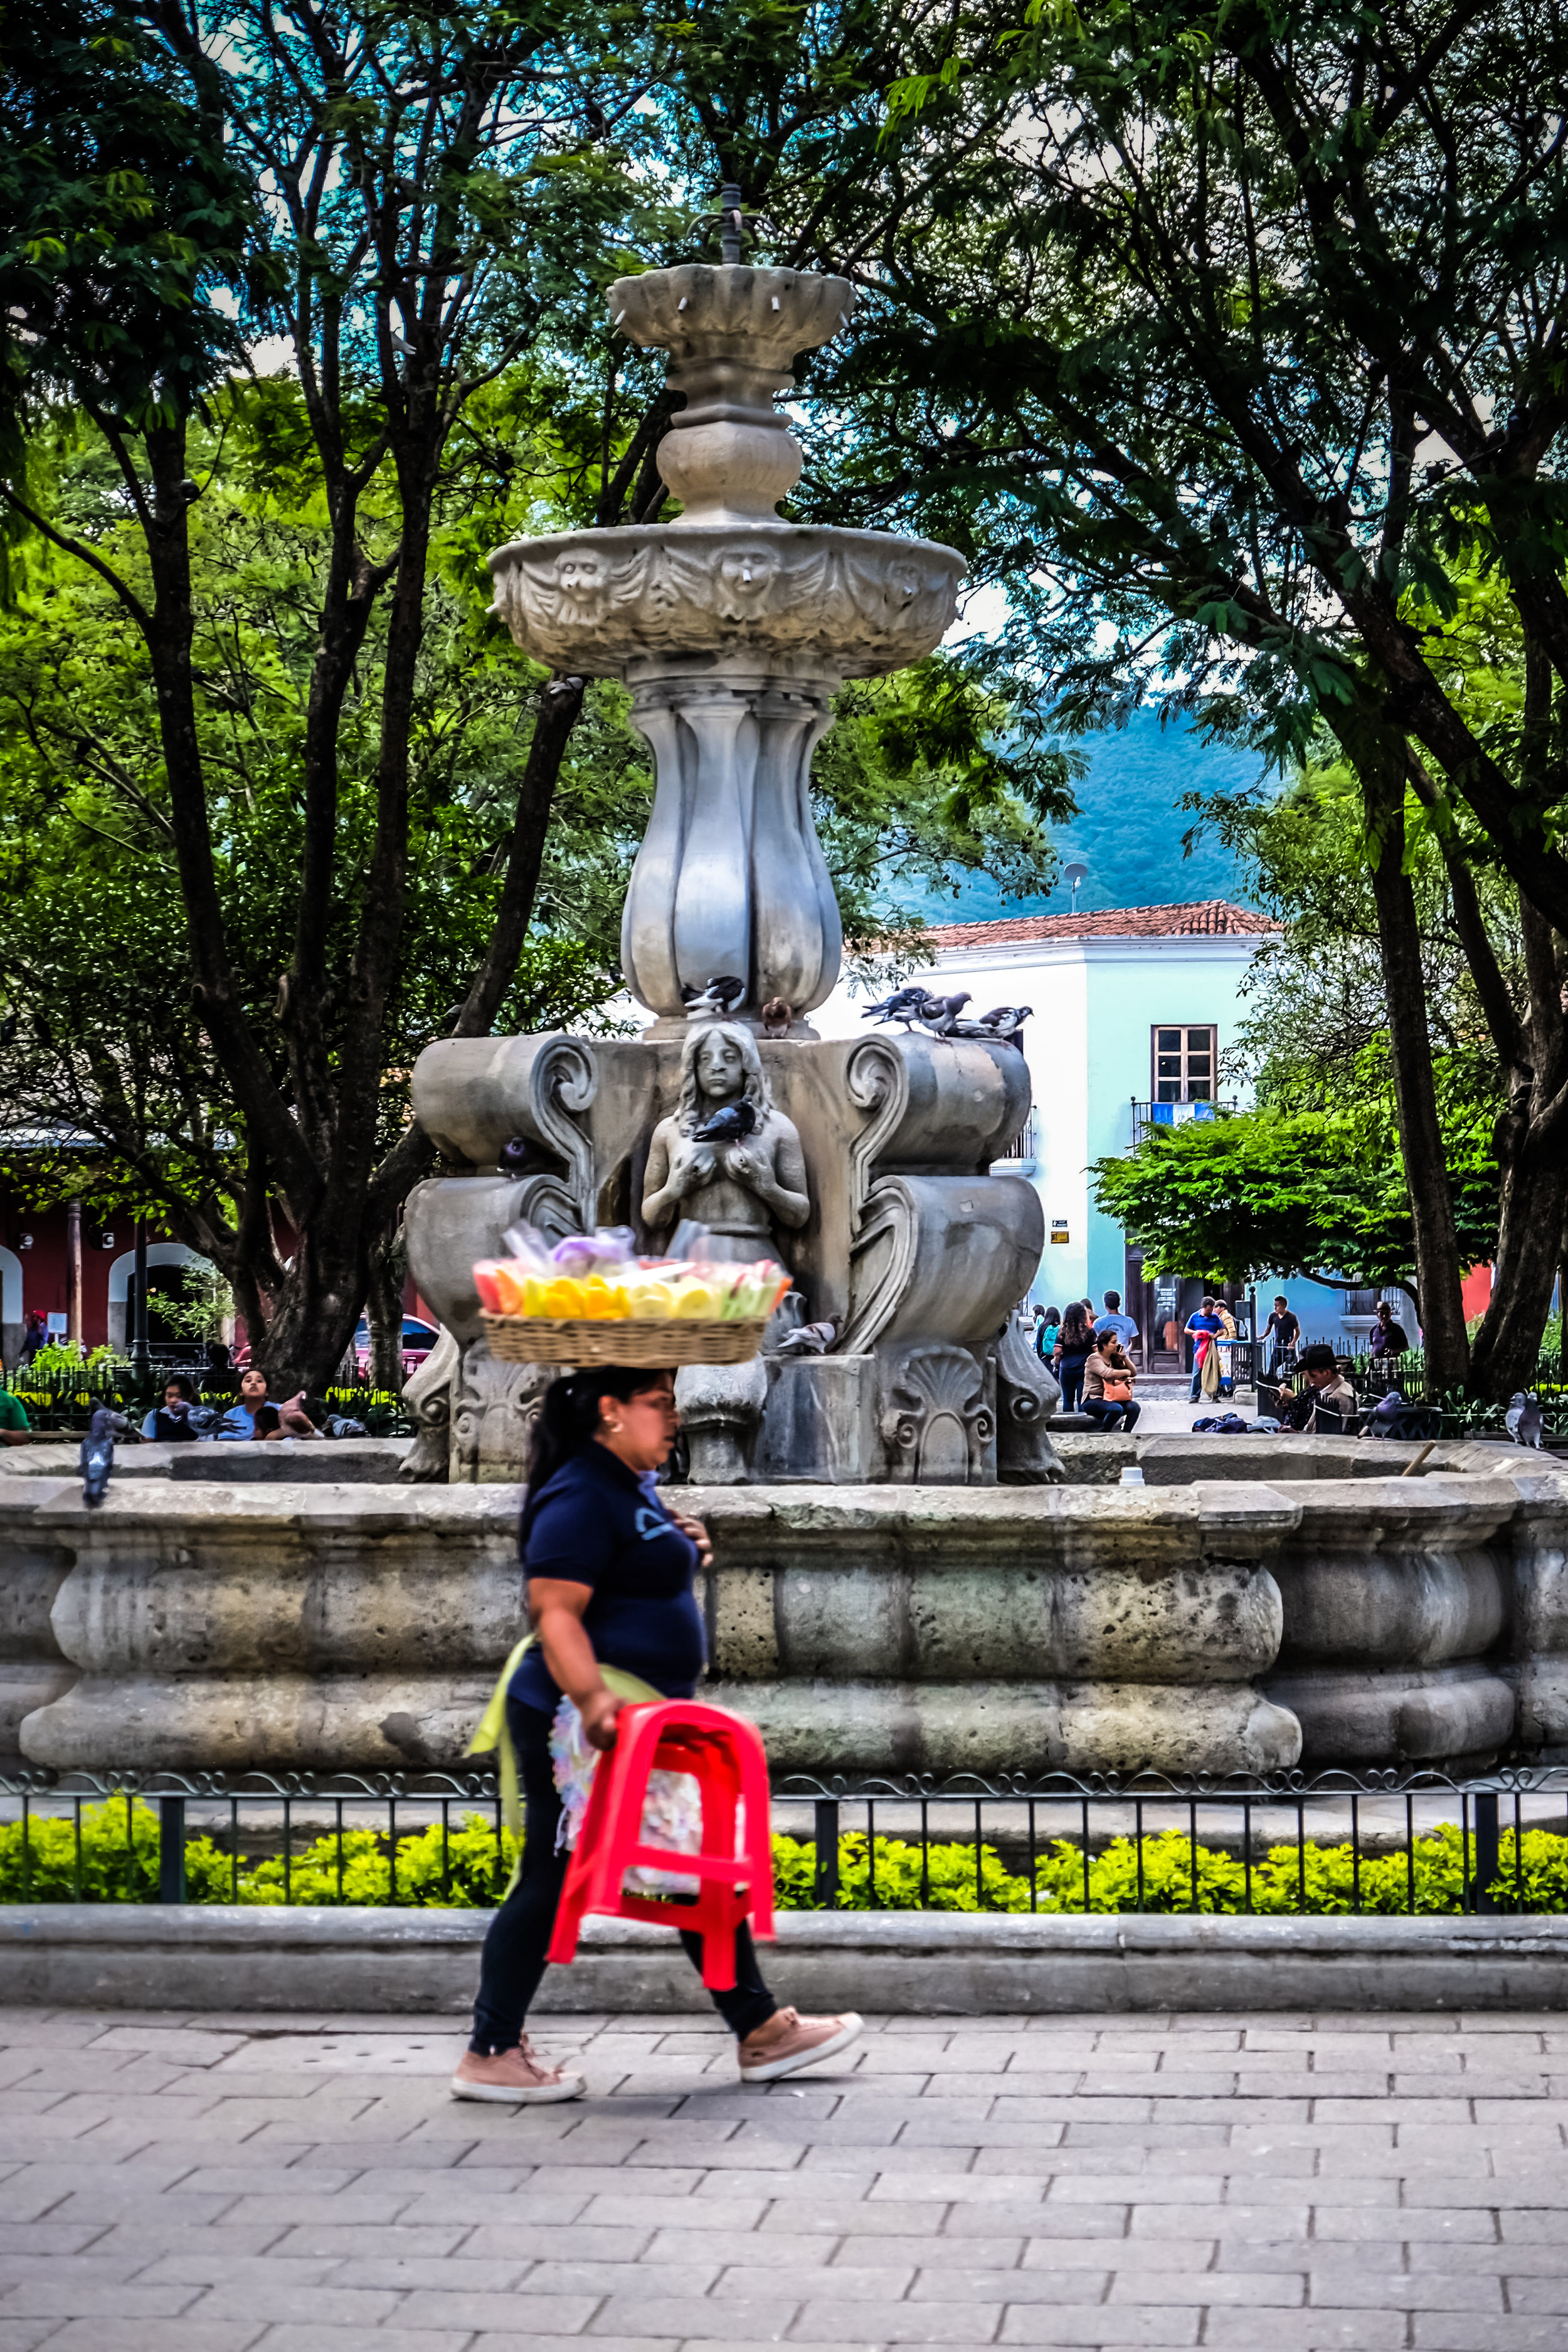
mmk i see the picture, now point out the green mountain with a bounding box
[916,707,1267,921]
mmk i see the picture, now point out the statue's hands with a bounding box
[722,1142,760,1186]
[669,1140,716,1195]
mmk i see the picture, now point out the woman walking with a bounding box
[1053,1301,1095,1413]
[452,1363,861,2106]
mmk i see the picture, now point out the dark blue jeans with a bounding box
[1083,1397,1141,1432]
[470,1697,778,2053]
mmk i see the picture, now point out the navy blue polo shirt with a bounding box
[511,1441,705,1714]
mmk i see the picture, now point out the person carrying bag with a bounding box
[455,1362,862,2106]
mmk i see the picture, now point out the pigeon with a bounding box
[914,991,972,1037]
[774,1319,838,1356]
[1369,1389,1407,1438]
[1507,1392,1545,1449]
[975,1004,1032,1049]
[80,1404,127,1507]
[682,975,746,1017]
[499,1133,556,1177]
[861,984,931,1029]
[760,997,793,1037]
[694,1098,757,1144]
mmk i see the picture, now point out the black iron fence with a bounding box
[4,1764,1568,1918]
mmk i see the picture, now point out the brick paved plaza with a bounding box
[0,2008,1563,2349]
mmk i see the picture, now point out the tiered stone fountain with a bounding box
[400,250,1059,1491]
[9,233,1568,1788]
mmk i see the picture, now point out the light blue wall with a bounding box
[1080,940,1258,1306]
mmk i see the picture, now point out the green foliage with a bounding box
[0,1801,517,1906]
[157,1262,235,1347]
[6,1806,1568,1917]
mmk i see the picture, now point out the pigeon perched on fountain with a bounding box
[682,975,746,1018]
[499,1133,549,1176]
[973,1005,1032,1050]
[774,1318,838,1356]
[914,991,973,1037]
[760,997,793,1037]
[80,1404,127,1508]
[1506,1392,1545,1448]
[1369,1389,1407,1438]
[861,984,931,1029]
[693,1097,758,1145]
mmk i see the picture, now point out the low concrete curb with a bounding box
[6,1904,1568,2013]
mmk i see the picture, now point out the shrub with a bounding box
[4,1803,1566,1917]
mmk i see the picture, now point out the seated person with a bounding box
[1083,1333,1141,1431]
[0,1384,31,1448]
[213,1364,320,1440]
[140,1375,200,1443]
[1277,1343,1359,1432]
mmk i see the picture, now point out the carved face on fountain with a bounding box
[714,544,780,621]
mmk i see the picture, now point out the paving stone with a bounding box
[0,2279,203,2317]
[36,2327,267,2352]
[1202,2314,1406,2348]
[588,2297,798,2339]
[997,2309,1199,2346]
[790,2303,1004,2343]
[247,2330,474,2352]
[1411,2321,1568,2350]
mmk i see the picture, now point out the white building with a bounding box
[812,898,1394,1362]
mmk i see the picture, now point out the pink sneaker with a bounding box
[450,2037,585,2104]
[738,2006,863,2084]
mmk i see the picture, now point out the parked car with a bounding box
[353,1315,439,1377]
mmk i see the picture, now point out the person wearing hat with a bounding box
[1278,1344,1359,1433]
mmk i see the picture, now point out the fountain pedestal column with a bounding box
[411,248,1060,1486]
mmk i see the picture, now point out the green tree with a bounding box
[1091,1104,1498,1314]
[805,0,1568,1394]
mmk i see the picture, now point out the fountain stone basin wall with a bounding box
[7,1447,1568,1777]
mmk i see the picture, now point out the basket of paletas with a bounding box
[473,1225,790,1366]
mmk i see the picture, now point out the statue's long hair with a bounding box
[676,1019,772,1136]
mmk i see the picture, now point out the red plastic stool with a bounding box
[546,1701,774,1989]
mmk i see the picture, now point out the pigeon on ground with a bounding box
[694,1098,758,1144]
[80,1404,127,1507]
[682,975,747,1017]
[914,991,973,1037]
[861,984,931,1029]
[1507,1392,1545,1448]
[760,997,793,1037]
[774,1319,838,1357]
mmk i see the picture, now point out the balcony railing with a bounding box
[991,1111,1039,1173]
[1130,1096,1237,1148]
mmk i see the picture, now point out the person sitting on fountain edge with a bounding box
[1083,1332,1141,1433]
[140,1375,199,1443]
[453,1363,862,2106]
[213,1364,321,1441]
[1277,1344,1360,1434]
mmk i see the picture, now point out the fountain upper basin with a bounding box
[487,521,966,681]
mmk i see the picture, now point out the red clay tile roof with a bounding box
[923,899,1279,948]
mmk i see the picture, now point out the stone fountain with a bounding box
[401,243,1059,1490]
[22,233,1568,1791]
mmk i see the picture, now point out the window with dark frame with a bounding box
[1152,1024,1217,1103]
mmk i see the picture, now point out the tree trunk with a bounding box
[366,1227,408,1399]
[1350,729,1470,1392]
[1468,1128,1567,1399]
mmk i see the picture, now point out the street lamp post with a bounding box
[130,1219,151,1378]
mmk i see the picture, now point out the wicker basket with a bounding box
[480,1312,768,1367]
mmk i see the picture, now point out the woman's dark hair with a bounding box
[1060,1303,1093,1348]
[1044,1305,1062,1325]
[521,1364,672,1544]
[253,1402,282,1437]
